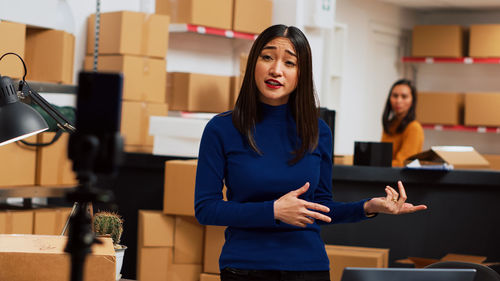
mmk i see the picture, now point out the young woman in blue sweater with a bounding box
[195,24,427,281]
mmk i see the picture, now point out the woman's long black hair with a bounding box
[382,79,417,134]
[232,24,319,165]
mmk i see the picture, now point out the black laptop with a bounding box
[341,267,476,281]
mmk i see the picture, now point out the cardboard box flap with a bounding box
[441,253,487,264]
[0,234,115,256]
[407,257,440,268]
[405,149,446,165]
[406,146,490,168]
[433,146,489,166]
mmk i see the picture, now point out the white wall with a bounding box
[333,0,417,155]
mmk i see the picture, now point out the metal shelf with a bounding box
[422,124,500,133]
[169,23,258,40]
[0,185,75,199]
[402,56,500,64]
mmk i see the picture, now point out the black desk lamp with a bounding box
[0,52,76,146]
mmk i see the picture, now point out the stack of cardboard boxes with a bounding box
[0,206,72,235]
[0,132,77,188]
[157,0,271,114]
[84,10,170,154]
[412,25,500,129]
[136,159,389,281]
[0,20,75,84]
[412,24,500,169]
[156,0,273,35]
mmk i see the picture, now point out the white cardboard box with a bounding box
[149,115,210,157]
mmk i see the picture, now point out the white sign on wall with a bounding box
[304,0,336,29]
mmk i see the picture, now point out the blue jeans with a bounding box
[221,267,331,281]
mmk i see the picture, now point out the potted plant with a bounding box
[93,211,126,280]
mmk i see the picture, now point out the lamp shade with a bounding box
[0,75,48,146]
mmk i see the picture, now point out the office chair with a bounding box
[426,261,500,281]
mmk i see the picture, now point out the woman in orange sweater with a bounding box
[381,79,424,167]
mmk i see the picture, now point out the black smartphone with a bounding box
[69,71,124,175]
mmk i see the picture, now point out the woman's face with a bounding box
[254,37,298,106]
[390,84,413,119]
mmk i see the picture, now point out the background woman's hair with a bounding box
[382,78,417,134]
[232,24,319,165]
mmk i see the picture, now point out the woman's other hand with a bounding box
[274,182,332,227]
[364,181,427,215]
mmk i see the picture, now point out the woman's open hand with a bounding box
[364,181,427,215]
[274,182,332,227]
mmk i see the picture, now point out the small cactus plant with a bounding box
[93,211,124,248]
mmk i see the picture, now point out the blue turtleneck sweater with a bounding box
[195,102,370,271]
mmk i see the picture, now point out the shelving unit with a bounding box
[169,23,258,40]
[402,56,500,64]
[402,56,500,155]
[422,124,500,134]
[0,186,75,199]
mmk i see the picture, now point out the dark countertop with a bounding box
[332,165,500,187]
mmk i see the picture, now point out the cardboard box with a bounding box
[229,75,241,107]
[483,154,500,171]
[200,273,221,281]
[0,209,34,234]
[25,28,75,84]
[121,101,168,146]
[0,136,37,187]
[464,93,500,127]
[325,244,389,281]
[412,25,465,58]
[163,160,197,216]
[0,234,115,281]
[170,264,203,281]
[170,72,231,113]
[36,132,77,186]
[406,146,490,170]
[469,24,500,57]
[417,92,464,125]
[200,273,220,281]
[239,52,248,74]
[149,116,210,157]
[136,245,203,281]
[396,253,497,268]
[325,245,389,267]
[137,247,173,281]
[0,21,26,79]
[143,14,171,59]
[334,155,353,166]
[124,145,154,154]
[138,210,175,247]
[204,225,226,274]
[84,55,166,102]
[87,11,170,58]
[33,207,72,235]
[156,0,233,30]
[233,0,273,34]
[173,216,204,264]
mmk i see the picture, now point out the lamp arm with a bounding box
[19,81,76,133]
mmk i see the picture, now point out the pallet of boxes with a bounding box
[137,159,226,281]
[0,20,117,281]
[84,10,170,154]
[0,19,77,240]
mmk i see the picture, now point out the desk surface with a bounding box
[332,165,500,187]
